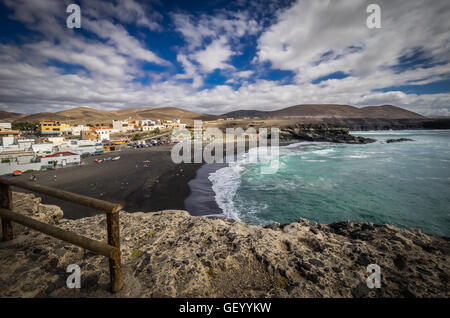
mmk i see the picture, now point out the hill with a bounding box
[0,110,28,122]
[55,107,116,121]
[14,112,69,123]
[125,106,215,121]
[220,104,426,119]
[359,105,426,119]
[9,104,426,125]
[15,106,212,124]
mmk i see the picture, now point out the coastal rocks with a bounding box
[385,138,414,143]
[280,123,376,144]
[12,192,64,225]
[0,194,449,298]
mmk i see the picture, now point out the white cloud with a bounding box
[191,37,235,73]
[171,10,260,86]
[175,54,203,88]
[257,0,450,84]
[0,0,449,117]
[172,10,259,51]
[83,19,169,66]
[82,0,163,31]
[236,70,254,78]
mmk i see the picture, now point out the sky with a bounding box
[0,0,449,116]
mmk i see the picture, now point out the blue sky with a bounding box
[0,0,449,115]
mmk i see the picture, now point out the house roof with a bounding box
[0,130,20,135]
[0,150,34,156]
[40,152,78,158]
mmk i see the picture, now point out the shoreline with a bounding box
[10,139,294,219]
[184,139,300,219]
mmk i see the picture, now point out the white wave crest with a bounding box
[208,164,244,221]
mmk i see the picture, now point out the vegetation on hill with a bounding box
[12,122,38,131]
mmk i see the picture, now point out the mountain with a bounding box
[220,104,426,119]
[14,106,212,124]
[359,105,426,118]
[8,104,426,125]
[117,106,215,121]
[220,109,270,118]
[55,107,116,121]
[0,110,28,122]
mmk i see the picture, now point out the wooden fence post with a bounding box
[0,182,14,241]
[0,177,124,293]
[107,208,123,293]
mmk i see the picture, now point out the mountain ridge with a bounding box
[0,104,427,123]
[220,104,426,119]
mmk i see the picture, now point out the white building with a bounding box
[62,125,89,136]
[112,120,133,133]
[0,150,36,165]
[0,123,12,131]
[139,119,156,126]
[141,125,163,132]
[48,137,65,146]
[0,149,43,175]
[17,139,34,151]
[1,136,16,148]
[32,143,56,156]
[40,152,81,167]
[59,140,103,155]
[0,130,34,154]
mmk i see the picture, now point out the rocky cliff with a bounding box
[0,192,449,298]
[279,124,376,144]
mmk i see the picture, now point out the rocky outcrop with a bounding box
[314,118,450,131]
[12,192,64,225]
[280,124,376,144]
[385,138,414,143]
[0,193,449,298]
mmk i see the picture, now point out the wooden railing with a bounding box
[0,176,123,293]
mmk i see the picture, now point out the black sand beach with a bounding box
[12,145,208,218]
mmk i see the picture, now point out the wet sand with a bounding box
[12,145,209,219]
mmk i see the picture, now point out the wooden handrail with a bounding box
[0,207,117,258]
[0,178,123,293]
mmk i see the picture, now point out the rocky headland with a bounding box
[0,192,449,298]
[279,124,376,144]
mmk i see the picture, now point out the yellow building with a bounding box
[0,130,20,137]
[103,144,119,152]
[80,130,97,141]
[40,122,71,135]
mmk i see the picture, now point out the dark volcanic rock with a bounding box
[280,123,376,144]
[393,254,408,270]
[386,138,414,143]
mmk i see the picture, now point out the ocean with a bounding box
[190,130,450,237]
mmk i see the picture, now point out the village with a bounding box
[0,118,188,176]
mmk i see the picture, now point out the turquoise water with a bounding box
[209,130,450,237]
